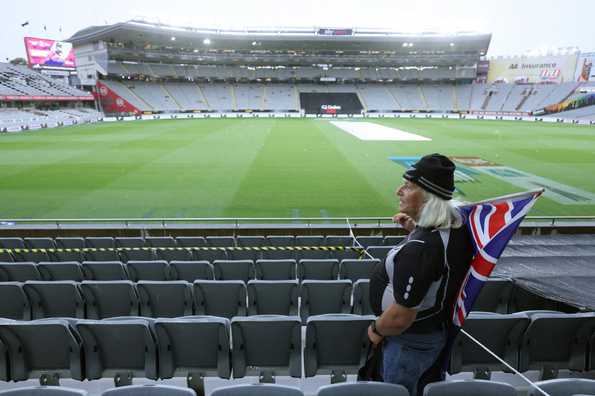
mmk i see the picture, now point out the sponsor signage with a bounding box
[487,54,578,83]
[24,37,76,69]
[575,52,595,82]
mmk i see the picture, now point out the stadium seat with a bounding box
[24,281,85,319]
[353,236,383,248]
[144,236,177,248]
[0,318,84,382]
[206,236,235,247]
[263,236,295,260]
[0,262,42,282]
[193,280,247,318]
[1,237,48,262]
[423,379,516,396]
[236,236,267,247]
[169,261,214,281]
[295,236,328,260]
[365,246,392,262]
[528,378,595,396]
[38,262,84,282]
[85,237,119,261]
[147,237,192,262]
[175,236,207,249]
[24,238,55,262]
[325,236,353,246]
[304,314,375,382]
[80,281,139,319]
[0,332,7,381]
[81,261,128,281]
[0,282,31,320]
[472,278,513,313]
[317,382,409,396]
[449,312,530,378]
[101,385,194,396]
[0,237,25,250]
[137,281,193,317]
[76,318,157,383]
[300,280,352,322]
[126,260,170,281]
[53,237,85,262]
[339,259,379,283]
[352,280,373,315]
[0,387,87,395]
[116,237,154,262]
[509,281,561,312]
[266,236,295,247]
[155,316,231,390]
[384,236,405,246]
[590,332,595,371]
[195,247,228,262]
[211,384,303,396]
[247,280,299,316]
[213,260,254,283]
[254,259,297,280]
[519,312,595,378]
[231,315,302,380]
[298,259,339,280]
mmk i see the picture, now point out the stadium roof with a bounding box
[68,20,491,66]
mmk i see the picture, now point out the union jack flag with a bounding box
[452,189,544,327]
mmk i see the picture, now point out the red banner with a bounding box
[96,81,141,114]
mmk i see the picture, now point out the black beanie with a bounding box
[403,153,455,200]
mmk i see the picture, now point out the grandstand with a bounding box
[1,17,595,396]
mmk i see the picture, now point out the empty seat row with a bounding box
[0,279,373,320]
[0,314,374,387]
[0,259,380,283]
[450,311,595,379]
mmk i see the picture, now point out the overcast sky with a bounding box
[1,0,594,61]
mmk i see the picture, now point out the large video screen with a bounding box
[24,37,76,69]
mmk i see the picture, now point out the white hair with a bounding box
[416,191,464,229]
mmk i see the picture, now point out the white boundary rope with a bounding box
[345,218,376,260]
[460,329,550,396]
[345,218,550,396]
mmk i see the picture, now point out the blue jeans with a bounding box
[383,330,447,396]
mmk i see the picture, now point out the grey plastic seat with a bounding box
[236,236,266,247]
[247,280,299,316]
[384,236,405,246]
[195,247,228,263]
[0,262,41,281]
[231,315,302,380]
[255,259,297,280]
[528,378,595,396]
[590,333,595,371]
[509,283,560,312]
[2,238,48,262]
[300,280,352,322]
[519,312,595,379]
[80,281,139,319]
[24,238,55,263]
[352,280,373,315]
[211,384,303,396]
[213,260,254,283]
[325,236,353,246]
[116,237,154,262]
[353,236,383,248]
[147,237,192,262]
[81,261,128,281]
[85,237,119,261]
[76,318,157,383]
[266,236,295,247]
[193,280,247,318]
[101,385,194,396]
[175,237,207,248]
[24,281,85,319]
[298,259,339,280]
[424,379,517,396]
[38,262,84,282]
[317,382,409,396]
[170,261,214,281]
[0,318,84,382]
[472,277,513,313]
[54,237,85,262]
[137,281,193,318]
[325,237,360,261]
[304,314,375,381]
[0,334,7,381]
[339,259,379,283]
[126,260,170,281]
[263,236,295,260]
[155,316,231,387]
[295,236,328,260]
[206,236,235,247]
[365,246,392,262]
[0,387,87,395]
[449,312,530,378]
[0,282,31,320]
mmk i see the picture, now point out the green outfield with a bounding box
[1,118,594,219]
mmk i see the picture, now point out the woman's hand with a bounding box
[368,325,384,346]
[393,212,416,232]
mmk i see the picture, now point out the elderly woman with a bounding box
[368,153,474,396]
